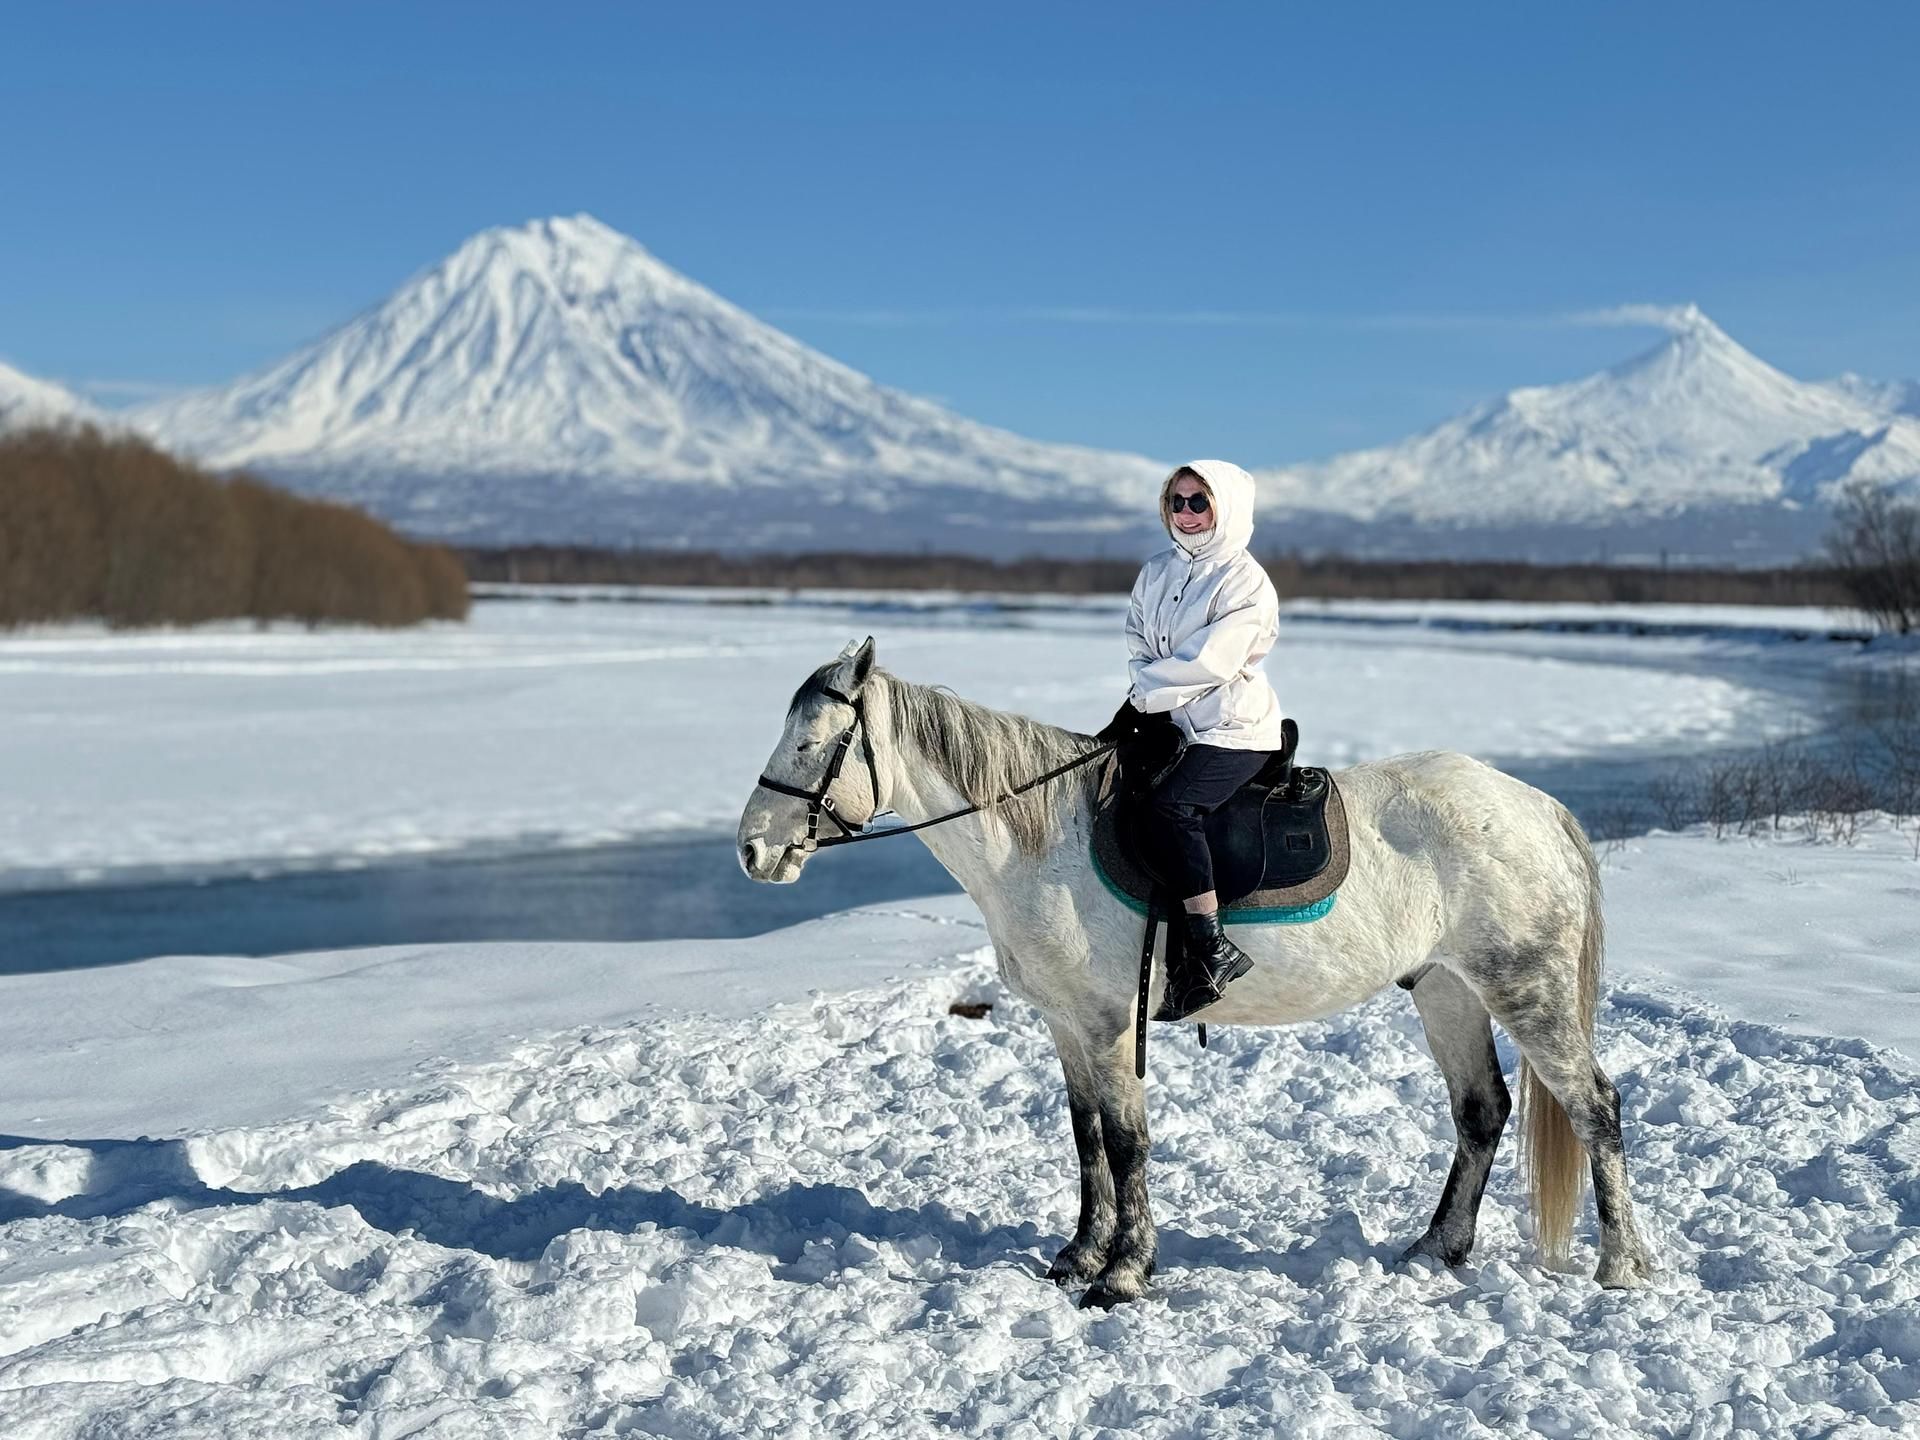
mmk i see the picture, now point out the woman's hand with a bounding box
[1094,697,1142,743]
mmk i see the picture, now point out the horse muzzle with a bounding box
[739,834,805,884]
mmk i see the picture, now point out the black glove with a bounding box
[1116,711,1184,792]
[1094,697,1143,743]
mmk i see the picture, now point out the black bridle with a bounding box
[755,683,1117,852]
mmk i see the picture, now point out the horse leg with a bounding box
[1045,1021,1116,1285]
[1401,966,1510,1268]
[1473,969,1654,1289]
[1079,1013,1156,1309]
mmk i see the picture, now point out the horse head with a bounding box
[737,636,884,883]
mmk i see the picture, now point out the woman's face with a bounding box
[1168,473,1215,537]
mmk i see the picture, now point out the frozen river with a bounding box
[0,595,1899,972]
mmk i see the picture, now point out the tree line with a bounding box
[0,425,469,629]
[463,543,1853,609]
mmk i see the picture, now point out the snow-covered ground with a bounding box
[2,838,1917,1436]
[0,598,1829,888]
[1,596,1916,1436]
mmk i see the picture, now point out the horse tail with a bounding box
[1519,802,1603,1268]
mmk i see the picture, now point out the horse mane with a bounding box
[877,668,1106,857]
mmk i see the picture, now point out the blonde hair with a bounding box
[1159,466,1214,533]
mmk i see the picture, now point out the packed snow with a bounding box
[1,594,1916,1436]
[0,598,1825,889]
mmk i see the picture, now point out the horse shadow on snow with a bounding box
[0,1133,1380,1286]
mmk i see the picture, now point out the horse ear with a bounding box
[830,636,876,692]
[848,635,876,689]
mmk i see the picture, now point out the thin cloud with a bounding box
[1564,303,1701,331]
[75,378,199,402]
[768,304,1695,332]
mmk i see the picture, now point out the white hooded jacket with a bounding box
[1125,458,1288,752]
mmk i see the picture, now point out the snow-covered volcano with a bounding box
[1257,306,1920,561]
[129,221,1920,562]
[134,214,1167,553]
[0,360,102,433]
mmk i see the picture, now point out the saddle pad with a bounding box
[1090,753,1349,914]
[1092,856,1338,924]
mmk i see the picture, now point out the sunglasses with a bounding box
[1168,493,1211,514]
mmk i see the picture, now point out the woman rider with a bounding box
[1096,460,1288,1017]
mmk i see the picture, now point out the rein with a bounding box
[756,684,1118,852]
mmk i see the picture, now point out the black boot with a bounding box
[1157,908,1254,1022]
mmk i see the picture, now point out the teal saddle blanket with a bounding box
[1092,848,1338,923]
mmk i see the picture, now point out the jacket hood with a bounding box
[1164,458,1257,562]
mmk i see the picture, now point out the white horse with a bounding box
[736,638,1655,1308]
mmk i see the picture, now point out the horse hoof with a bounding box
[1398,1234,1468,1270]
[1595,1252,1654,1290]
[1079,1272,1148,1309]
[1046,1244,1105,1287]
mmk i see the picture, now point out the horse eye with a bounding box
[796,741,815,753]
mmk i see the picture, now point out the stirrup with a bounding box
[1153,941,1252,1023]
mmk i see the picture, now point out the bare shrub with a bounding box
[1824,480,1920,636]
[1645,727,1915,848]
[1647,769,1700,831]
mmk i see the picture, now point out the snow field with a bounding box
[0,600,1814,887]
[2,954,1916,1437]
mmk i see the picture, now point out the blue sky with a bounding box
[3,3,1916,463]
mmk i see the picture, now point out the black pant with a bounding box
[1136,743,1276,900]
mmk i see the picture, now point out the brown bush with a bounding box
[413,542,472,621]
[0,424,469,630]
[0,426,106,625]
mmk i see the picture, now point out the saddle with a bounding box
[1090,717,1350,1077]
[1092,717,1348,915]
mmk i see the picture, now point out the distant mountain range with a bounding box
[5,215,1918,562]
